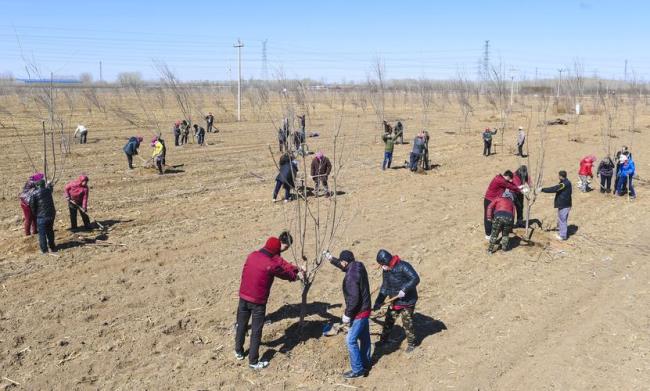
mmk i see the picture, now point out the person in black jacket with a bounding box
[205,112,214,133]
[326,250,372,379]
[373,249,420,353]
[273,154,298,202]
[193,124,206,146]
[29,179,57,254]
[540,170,572,241]
[597,156,615,193]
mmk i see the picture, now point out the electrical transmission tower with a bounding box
[261,39,268,80]
[483,40,490,79]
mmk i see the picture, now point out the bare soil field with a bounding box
[1,90,649,390]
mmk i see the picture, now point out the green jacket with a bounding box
[383,134,395,152]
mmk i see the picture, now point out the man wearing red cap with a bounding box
[235,234,301,369]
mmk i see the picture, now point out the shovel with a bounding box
[68,200,105,231]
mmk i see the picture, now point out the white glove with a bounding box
[521,187,530,195]
[341,315,351,324]
[323,251,333,261]
[397,290,406,298]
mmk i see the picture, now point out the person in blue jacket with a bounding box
[123,136,143,169]
[616,155,636,199]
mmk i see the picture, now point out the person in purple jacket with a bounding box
[326,249,372,379]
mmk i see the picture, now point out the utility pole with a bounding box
[509,68,517,106]
[99,60,103,82]
[556,68,566,98]
[233,39,244,121]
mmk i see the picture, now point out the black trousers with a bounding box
[483,140,492,156]
[80,133,87,144]
[181,134,188,145]
[207,123,213,132]
[235,298,266,364]
[69,204,91,229]
[514,193,524,224]
[517,144,523,156]
[126,154,134,169]
[484,198,492,235]
[174,134,180,146]
[600,175,612,192]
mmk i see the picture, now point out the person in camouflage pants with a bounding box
[486,189,516,253]
[380,306,416,347]
[488,215,513,252]
[373,249,420,353]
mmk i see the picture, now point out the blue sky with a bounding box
[1,0,648,82]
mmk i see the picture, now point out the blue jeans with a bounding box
[346,317,371,374]
[409,152,421,171]
[36,217,56,253]
[616,175,636,197]
[382,151,393,170]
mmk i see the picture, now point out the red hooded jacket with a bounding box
[484,175,520,201]
[579,157,594,176]
[239,241,300,305]
[486,197,516,220]
[64,175,89,209]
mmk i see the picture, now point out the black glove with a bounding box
[372,292,386,311]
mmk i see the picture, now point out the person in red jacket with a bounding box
[483,170,521,239]
[486,190,516,253]
[64,175,90,230]
[235,234,302,370]
[578,155,596,192]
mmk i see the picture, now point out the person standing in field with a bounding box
[193,124,206,146]
[235,235,301,370]
[74,124,88,144]
[597,156,615,193]
[205,112,214,133]
[325,250,372,379]
[29,177,57,254]
[512,165,530,227]
[64,175,91,231]
[19,173,41,236]
[616,154,636,199]
[482,127,498,156]
[409,132,426,172]
[180,120,190,145]
[578,155,596,192]
[172,120,181,146]
[278,127,288,153]
[382,130,396,170]
[311,151,332,195]
[540,170,572,241]
[394,121,404,144]
[123,136,143,169]
[151,136,166,175]
[516,127,526,156]
[483,171,522,239]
